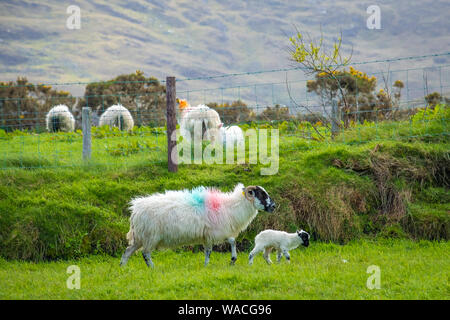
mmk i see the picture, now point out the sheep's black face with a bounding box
[297,230,310,247]
[251,186,276,213]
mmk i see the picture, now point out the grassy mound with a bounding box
[0,107,448,261]
[0,136,448,261]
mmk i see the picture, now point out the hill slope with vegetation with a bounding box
[1,0,449,88]
[0,111,448,261]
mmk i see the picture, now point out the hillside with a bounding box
[0,129,448,261]
[1,0,449,97]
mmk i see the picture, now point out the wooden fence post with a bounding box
[331,99,340,137]
[166,76,178,172]
[82,107,91,160]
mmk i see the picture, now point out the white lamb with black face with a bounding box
[248,229,310,265]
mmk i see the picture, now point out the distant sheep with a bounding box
[178,99,223,143]
[120,183,276,268]
[248,229,310,265]
[46,104,75,132]
[99,104,134,131]
[220,125,244,146]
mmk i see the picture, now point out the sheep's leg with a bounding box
[204,244,213,266]
[120,243,140,267]
[248,246,263,265]
[276,249,283,263]
[142,251,155,268]
[263,247,273,265]
[281,248,291,263]
[228,237,237,265]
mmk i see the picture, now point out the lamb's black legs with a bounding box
[276,250,283,263]
[282,248,290,262]
[228,237,237,265]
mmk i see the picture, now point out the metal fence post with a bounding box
[82,107,91,160]
[166,76,178,172]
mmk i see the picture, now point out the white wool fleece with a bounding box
[254,229,305,251]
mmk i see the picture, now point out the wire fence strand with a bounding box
[1,53,449,170]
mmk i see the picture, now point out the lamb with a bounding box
[248,229,310,265]
[177,99,223,143]
[45,104,75,132]
[120,183,276,268]
[99,104,134,131]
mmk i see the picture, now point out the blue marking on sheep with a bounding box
[186,186,207,211]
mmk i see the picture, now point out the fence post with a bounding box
[82,107,91,160]
[331,99,340,137]
[166,76,178,172]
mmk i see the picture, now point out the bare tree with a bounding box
[287,27,353,138]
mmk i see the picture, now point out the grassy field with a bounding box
[0,116,449,261]
[0,239,448,300]
[0,110,448,299]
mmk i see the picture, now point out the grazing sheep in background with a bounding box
[248,229,310,265]
[99,104,134,131]
[220,125,244,146]
[120,183,276,268]
[177,99,223,143]
[46,104,75,132]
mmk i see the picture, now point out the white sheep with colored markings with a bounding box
[46,104,75,132]
[177,99,223,143]
[99,104,134,131]
[120,183,276,268]
[248,229,310,265]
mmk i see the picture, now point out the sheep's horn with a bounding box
[244,186,257,202]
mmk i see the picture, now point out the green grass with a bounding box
[0,116,448,299]
[0,113,448,262]
[0,240,448,299]
[0,127,449,261]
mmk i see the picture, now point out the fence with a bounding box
[0,53,449,170]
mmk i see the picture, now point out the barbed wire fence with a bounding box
[0,52,449,170]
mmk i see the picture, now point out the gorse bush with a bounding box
[0,78,76,131]
[411,104,449,124]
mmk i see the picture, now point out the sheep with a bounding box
[176,98,190,122]
[177,99,223,143]
[45,104,75,132]
[248,229,310,265]
[120,183,276,268]
[220,125,244,146]
[99,104,134,131]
